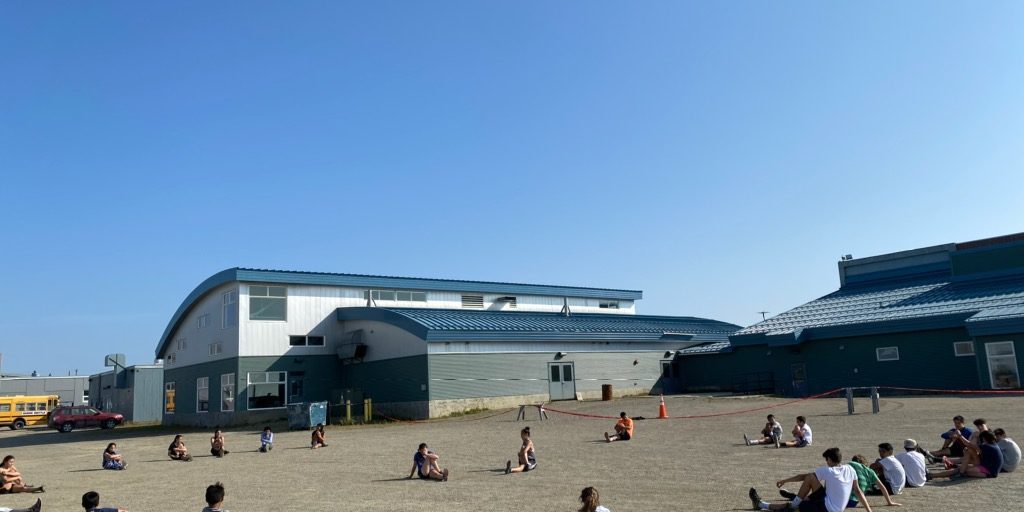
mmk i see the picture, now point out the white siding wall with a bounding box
[235,284,635,357]
[162,284,239,369]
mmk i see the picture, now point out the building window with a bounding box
[364,290,428,302]
[164,382,175,414]
[461,295,484,308]
[221,373,235,412]
[209,342,223,356]
[247,371,287,409]
[176,338,187,350]
[599,301,620,309]
[954,341,975,357]
[196,377,209,413]
[876,346,900,362]
[249,285,287,321]
[222,290,238,328]
[197,314,209,329]
[166,353,176,365]
[289,335,325,346]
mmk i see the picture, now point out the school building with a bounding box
[676,233,1024,396]
[156,268,739,426]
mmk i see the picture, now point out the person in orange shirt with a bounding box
[605,412,633,443]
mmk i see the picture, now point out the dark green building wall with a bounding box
[680,328,983,395]
[337,355,429,404]
[973,335,1024,389]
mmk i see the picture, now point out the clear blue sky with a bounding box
[2,2,1022,376]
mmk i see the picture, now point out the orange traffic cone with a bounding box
[658,394,668,419]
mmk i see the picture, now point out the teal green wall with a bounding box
[163,358,239,427]
[338,355,429,403]
[680,328,984,395]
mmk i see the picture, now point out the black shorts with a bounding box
[619,431,631,441]
[798,488,827,512]
[950,444,965,457]
[418,472,430,480]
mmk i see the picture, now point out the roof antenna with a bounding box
[561,297,571,317]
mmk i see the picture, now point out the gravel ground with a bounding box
[1,394,1022,511]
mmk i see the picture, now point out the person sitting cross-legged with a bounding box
[748,447,900,511]
[928,430,1003,480]
[745,414,784,447]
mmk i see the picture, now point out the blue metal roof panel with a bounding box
[733,274,1024,342]
[336,308,740,343]
[676,341,732,355]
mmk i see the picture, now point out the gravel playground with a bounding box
[1,394,1023,512]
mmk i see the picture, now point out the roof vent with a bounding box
[461,295,484,309]
[494,296,517,308]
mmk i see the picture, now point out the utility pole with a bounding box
[758,311,769,321]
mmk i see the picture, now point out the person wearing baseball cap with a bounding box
[895,439,927,488]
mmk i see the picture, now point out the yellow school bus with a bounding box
[0,395,61,430]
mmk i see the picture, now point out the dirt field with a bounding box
[1,394,1022,511]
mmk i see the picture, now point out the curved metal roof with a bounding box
[155,268,643,357]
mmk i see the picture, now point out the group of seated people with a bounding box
[744,415,812,448]
[748,414,1021,511]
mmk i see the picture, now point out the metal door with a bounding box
[548,362,577,401]
[790,363,808,397]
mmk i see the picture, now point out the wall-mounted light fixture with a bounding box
[555,352,567,359]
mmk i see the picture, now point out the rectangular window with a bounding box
[599,301,620,309]
[196,377,209,413]
[209,342,223,356]
[164,382,175,414]
[410,291,427,302]
[986,341,1020,389]
[222,290,238,328]
[221,373,235,412]
[166,353,176,365]
[176,338,187,350]
[876,346,900,362]
[289,335,326,346]
[197,314,209,329]
[249,285,287,321]
[365,290,426,302]
[462,294,484,308]
[247,371,287,409]
[0,404,9,412]
[954,341,975,357]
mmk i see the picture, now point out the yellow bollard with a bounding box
[345,400,352,424]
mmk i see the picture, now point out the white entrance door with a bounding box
[548,362,577,401]
[986,341,1020,389]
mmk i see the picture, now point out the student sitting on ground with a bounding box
[0,456,44,494]
[928,430,1003,480]
[779,416,812,448]
[994,428,1020,473]
[869,443,906,496]
[210,429,229,457]
[200,482,228,512]
[81,491,126,512]
[167,435,192,462]
[505,426,537,474]
[922,415,972,462]
[604,412,633,443]
[409,443,449,481]
[259,426,273,453]
[849,455,901,508]
[578,487,611,512]
[102,443,126,470]
[745,414,784,447]
[894,440,927,488]
[0,498,41,512]
[311,424,327,449]
[748,447,881,511]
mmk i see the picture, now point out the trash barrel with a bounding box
[601,384,613,401]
